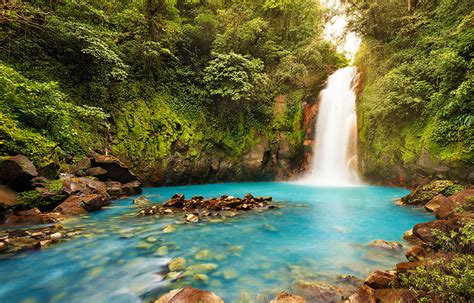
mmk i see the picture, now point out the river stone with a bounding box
[168,257,186,272]
[154,286,224,303]
[186,263,218,274]
[186,213,199,223]
[195,249,212,260]
[163,225,176,233]
[155,246,169,256]
[222,269,238,280]
[368,240,403,250]
[165,271,180,280]
[271,292,307,303]
[50,232,62,241]
[133,196,149,206]
[193,273,209,284]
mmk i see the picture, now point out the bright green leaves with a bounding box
[204,52,266,102]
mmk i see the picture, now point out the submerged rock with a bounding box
[186,263,218,274]
[154,286,223,303]
[271,291,307,303]
[368,240,403,250]
[168,257,186,272]
[132,196,149,206]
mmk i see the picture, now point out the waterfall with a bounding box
[306,66,360,186]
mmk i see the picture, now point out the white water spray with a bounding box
[306,67,360,186]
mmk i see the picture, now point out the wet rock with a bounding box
[62,177,108,197]
[347,285,376,303]
[0,242,6,251]
[164,194,185,208]
[4,209,64,225]
[186,213,199,223]
[0,185,17,207]
[395,261,426,273]
[405,245,428,261]
[132,196,149,206]
[86,167,108,180]
[401,180,454,205]
[0,155,38,191]
[168,257,186,271]
[373,288,419,303]
[5,237,39,253]
[54,194,109,216]
[195,249,212,260]
[186,263,218,274]
[424,194,449,213]
[293,280,351,302]
[193,273,209,284]
[122,181,142,196]
[364,271,396,289]
[402,229,422,245]
[50,232,62,241]
[271,291,307,303]
[105,181,122,198]
[163,225,176,233]
[154,286,224,303]
[92,155,138,183]
[368,240,403,250]
[165,271,181,280]
[155,246,169,256]
[336,275,364,287]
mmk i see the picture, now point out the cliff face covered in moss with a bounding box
[349,0,473,186]
[0,0,344,185]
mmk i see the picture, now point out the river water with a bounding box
[0,182,432,302]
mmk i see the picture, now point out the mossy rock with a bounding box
[168,257,186,272]
[402,180,461,205]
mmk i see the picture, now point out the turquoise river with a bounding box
[0,182,433,302]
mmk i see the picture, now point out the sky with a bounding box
[320,0,361,61]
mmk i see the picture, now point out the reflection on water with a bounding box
[0,182,432,302]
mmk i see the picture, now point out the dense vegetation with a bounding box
[347,0,473,183]
[1,0,344,182]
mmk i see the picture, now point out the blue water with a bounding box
[0,182,432,303]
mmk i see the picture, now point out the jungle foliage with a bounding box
[0,0,344,172]
[347,0,473,179]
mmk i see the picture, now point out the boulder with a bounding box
[38,162,60,179]
[435,188,474,219]
[66,157,92,175]
[395,261,426,273]
[122,181,142,196]
[54,194,109,216]
[154,286,223,303]
[92,155,138,183]
[401,180,454,205]
[364,271,396,289]
[347,285,376,303]
[62,177,108,197]
[412,220,449,243]
[368,240,403,250]
[132,196,149,206]
[4,208,63,225]
[271,291,307,303]
[373,289,419,303]
[30,176,48,188]
[424,194,449,213]
[405,245,428,261]
[86,167,108,180]
[0,185,17,207]
[0,155,38,191]
[105,181,122,198]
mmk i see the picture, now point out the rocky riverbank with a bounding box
[0,153,142,257]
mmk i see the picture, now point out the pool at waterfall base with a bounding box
[0,182,433,302]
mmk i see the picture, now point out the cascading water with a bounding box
[306,66,360,186]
